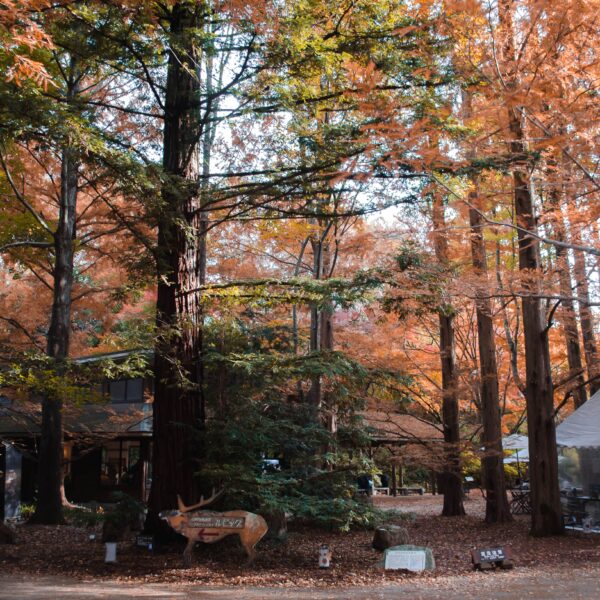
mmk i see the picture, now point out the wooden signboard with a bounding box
[188,515,245,529]
[471,546,513,570]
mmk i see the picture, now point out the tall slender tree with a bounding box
[33,59,81,523]
[462,90,512,523]
[467,189,512,523]
[431,190,465,517]
[498,0,563,536]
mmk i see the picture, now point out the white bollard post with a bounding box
[105,542,117,563]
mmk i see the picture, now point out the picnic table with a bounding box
[399,486,424,496]
[562,493,600,527]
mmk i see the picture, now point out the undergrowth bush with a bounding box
[63,506,105,528]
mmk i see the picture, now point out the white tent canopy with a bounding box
[556,389,600,448]
[503,434,529,463]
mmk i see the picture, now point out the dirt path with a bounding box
[1,564,599,600]
[373,490,486,517]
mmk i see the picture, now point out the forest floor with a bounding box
[1,566,600,599]
[1,492,599,593]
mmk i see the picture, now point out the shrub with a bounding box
[19,503,36,521]
[64,506,105,528]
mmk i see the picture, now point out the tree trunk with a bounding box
[307,252,321,416]
[307,230,335,432]
[515,171,563,534]
[431,193,465,517]
[572,242,599,396]
[463,90,511,523]
[544,133,588,409]
[499,0,563,537]
[550,206,587,408]
[438,312,466,516]
[391,462,397,497]
[320,238,336,434]
[32,68,80,524]
[468,193,512,523]
[148,3,204,533]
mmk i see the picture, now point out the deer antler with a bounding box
[177,488,225,513]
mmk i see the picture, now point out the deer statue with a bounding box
[159,488,268,566]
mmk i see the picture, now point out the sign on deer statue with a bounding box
[159,489,268,566]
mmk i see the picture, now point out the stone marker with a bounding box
[372,525,409,551]
[383,545,435,571]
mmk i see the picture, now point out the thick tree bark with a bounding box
[431,194,464,517]
[32,73,80,524]
[468,194,512,523]
[499,0,563,537]
[148,3,205,532]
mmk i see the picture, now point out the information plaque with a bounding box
[384,549,427,571]
[470,546,513,570]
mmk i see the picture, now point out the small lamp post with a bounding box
[318,544,332,568]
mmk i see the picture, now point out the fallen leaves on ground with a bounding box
[1,494,598,588]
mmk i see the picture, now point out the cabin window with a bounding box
[109,378,144,404]
[100,440,141,486]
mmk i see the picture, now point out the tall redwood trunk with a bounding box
[32,69,80,525]
[468,193,512,523]
[431,193,464,516]
[499,0,563,537]
[148,3,204,530]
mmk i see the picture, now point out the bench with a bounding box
[374,487,390,496]
[399,487,424,496]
